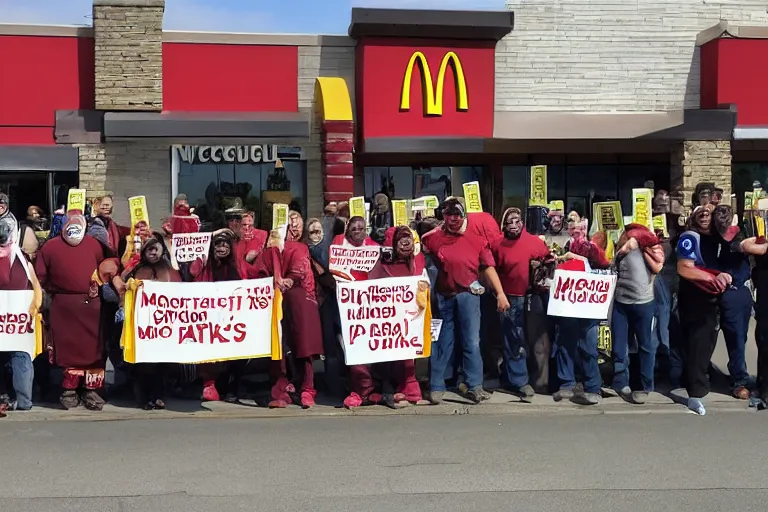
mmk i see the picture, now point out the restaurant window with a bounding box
[363,165,487,206]
[173,145,307,231]
[502,163,669,219]
[733,163,768,213]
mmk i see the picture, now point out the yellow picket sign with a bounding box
[392,199,408,227]
[652,215,668,238]
[66,189,86,213]
[128,195,149,228]
[529,165,548,206]
[632,188,653,229]
[595,201,623,232]
[349,196,366,219]
[272,203,289,229]
[462,181,483,213]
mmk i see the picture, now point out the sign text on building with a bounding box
[177,145,304,165]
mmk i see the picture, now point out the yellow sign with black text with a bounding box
[400,51,468,116]
[529,165,548,206]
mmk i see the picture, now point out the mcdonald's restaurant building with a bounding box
[1,1,768,230]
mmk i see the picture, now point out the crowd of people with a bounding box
[1,181,767,417]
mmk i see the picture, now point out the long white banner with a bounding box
[0,290,38,358]
[122,278,278,363]
[336,276,431,365]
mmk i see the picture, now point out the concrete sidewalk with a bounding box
[1,385,757,422]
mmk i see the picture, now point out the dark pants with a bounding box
[680,294,719,399]
[319,297,345,398]
[755,286,768,401]
[553,317,601,394]
[525,293,551,393]
[611,300,657,393]
[498,295,528,389]
[720,285,752,388]
[132,363,165,403]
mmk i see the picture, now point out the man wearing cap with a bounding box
[421,198,509,404]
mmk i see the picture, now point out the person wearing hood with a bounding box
[190,229,246,402]
[421,198,509,405]
[551,217,611,406]
[0,194,39,261]
[676,204,731,415]
[610,223,664,405]
[268,211,324,409]
[490,207,550,402]
[0,217,43,416]
[34,211,107,411]
[370,193,392,244]
[118,234,181,409]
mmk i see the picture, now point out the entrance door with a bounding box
[0,172,50,222]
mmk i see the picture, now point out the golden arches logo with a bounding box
[400,51,468,116]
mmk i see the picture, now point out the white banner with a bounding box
[0,290,36,357]
[547,269,617,320]
[129,278,275,363]
[329,245,381,280]
[172,233,212,263]
[337,276,430,365]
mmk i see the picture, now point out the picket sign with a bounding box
[172,233,212,263]
[0,290,43,358]
[328,245,381,280]
[546,269,617,320]
[121,277,283,364]
[336,276,432,365]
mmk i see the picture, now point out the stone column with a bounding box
[670,140,732,209]
[92,0,164,111]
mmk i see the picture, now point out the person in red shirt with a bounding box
[234,211,268,266]
[329,216,379,282]
[421,198,509,404]
[491,207,550,402]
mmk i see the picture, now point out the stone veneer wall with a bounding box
[671,140,732,209]
[93,0,164,111]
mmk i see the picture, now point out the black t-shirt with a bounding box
[678,232,721,302]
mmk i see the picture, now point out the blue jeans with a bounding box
[430,292,483,392]
[612,300,657,393]
[6,352,34,410]
[499,295,528,388]
[720,285,753,387]
[554,317,601,394]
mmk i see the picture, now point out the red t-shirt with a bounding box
[491,231,550,296]
[423,228,495,296]
[468,212,503,245]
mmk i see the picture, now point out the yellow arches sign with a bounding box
[400,51,468,116]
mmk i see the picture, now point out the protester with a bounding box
[35,212,107,410]
[234,211,268,266]
[421,198,509,404]
[491,207,550,402]
[711,204,753,399]
[611,224,664,404]
[0,216,43,415]
[119,234,180,409]
[191,229,246,402]
[552,217,610,405]
[269,211,324,409]
[676,205,730,415]
[92,195,130,256]
[370,193,391,244]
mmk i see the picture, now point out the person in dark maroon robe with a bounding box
[118,234,181,409]
[35,212,107,410]
[368,226,428,407]
[190,229,246,402]
[268,211,324,409]
[0,219,43,416]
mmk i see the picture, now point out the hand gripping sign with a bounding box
[336,275,432,365]
[120,277,283,364]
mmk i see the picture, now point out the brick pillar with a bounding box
[322,121,354,204]
[670,140,732,209]
[93,0,164,111]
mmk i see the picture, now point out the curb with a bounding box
[0,400,756,422]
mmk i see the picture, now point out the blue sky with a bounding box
[0,0,506,34]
